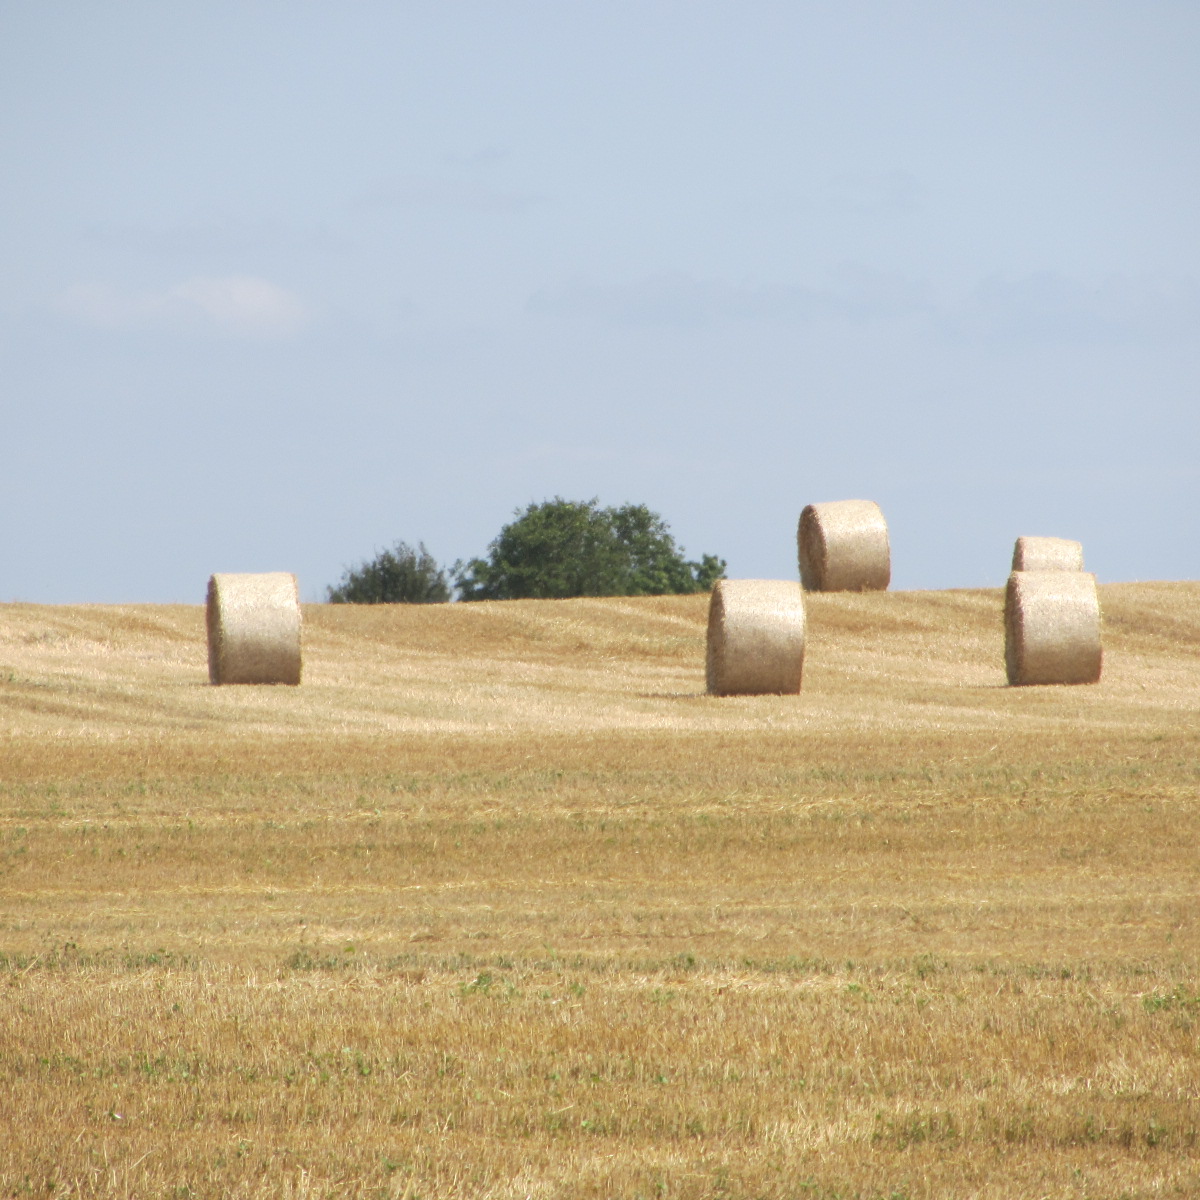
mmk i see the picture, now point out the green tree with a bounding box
[454,498,725,601]
[327,541,450,604]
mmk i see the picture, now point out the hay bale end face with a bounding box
[206,572,302,685]
[1004,570,1102,686]
[798,500,891,592]
[706,579,806,696]
[1011,536,1085,572]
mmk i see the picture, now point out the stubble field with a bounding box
[1,582,1198,1198]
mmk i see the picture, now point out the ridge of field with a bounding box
[2,581,1197,744]
[1,585,1199,1198]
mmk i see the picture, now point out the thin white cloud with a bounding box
[167,276,308,337]
[952,272,1200,344]
[356,175,539,213]
[759,170,921,220]
[58,282,153,330]
[440,146,511,169]
[822,170,920,217]
[528,267,929,328]
[57,275,310,339]
[82,218,347,257]
[534,268,1200,344]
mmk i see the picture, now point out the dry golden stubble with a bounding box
[2,958,1199,1198]
[1,585,1199,1196]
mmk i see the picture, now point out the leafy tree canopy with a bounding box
[327,541,450,604]
[454,498,725,601]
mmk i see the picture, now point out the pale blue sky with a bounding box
[3,2,1197,601]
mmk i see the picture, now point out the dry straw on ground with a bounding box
[1012,535,1085,572]
[2,585,1200,1196]
[797,499,891,592]
[1005,569,1102,686]
[705,578,806,695]
[206,571,302,685]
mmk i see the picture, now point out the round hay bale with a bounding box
[797,499,891,592]
[1004,570,1102,686]
[706,579,806,696]
[206,572,302,685]
[1011,536,1085,572]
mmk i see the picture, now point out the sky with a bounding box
[3,1,1198,603]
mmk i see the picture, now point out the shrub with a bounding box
[327,542,450,604]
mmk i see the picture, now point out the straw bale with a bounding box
[1011,536,1085,572]
[206,572,302,685]
[1004,570,1102,686]
[706,579,806,696]
[798,500,891,592]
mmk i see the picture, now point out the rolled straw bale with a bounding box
[1004,570,1102,686]
[1011,536,1085,572]
[797,499,891,592]
[706,579,806,696]
[206,572,302,685]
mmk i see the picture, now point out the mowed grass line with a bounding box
[0,585,1198,1197]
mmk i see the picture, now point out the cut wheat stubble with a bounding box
[1004,570,1102,686]
[706,579,806,696]
[206,572,302,685]
[798,500,891,592]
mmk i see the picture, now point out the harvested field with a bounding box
[1,583,1199,1198]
